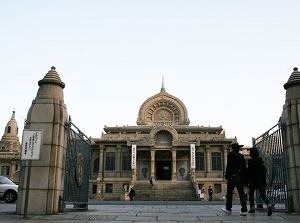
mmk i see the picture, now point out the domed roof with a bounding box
[137,80,190,126]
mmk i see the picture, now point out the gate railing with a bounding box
[64,116,91,210]
[252,119,288,209]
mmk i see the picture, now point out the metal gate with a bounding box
[64,116,91,210]
[252,119,288,209]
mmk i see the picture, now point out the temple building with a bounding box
[90,81,238,200]
[0,110,21,183]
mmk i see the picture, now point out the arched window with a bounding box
[93,158,99,173]
[155,131,173,146]
[7,126,11,134]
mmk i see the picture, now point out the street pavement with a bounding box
[1,200,300,223]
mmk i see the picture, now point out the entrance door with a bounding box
[156,161,171,180]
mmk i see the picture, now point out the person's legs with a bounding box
[258,188,273,216]
[236,183,247,213]
[248,187,255,211]
[225,182,234,211]
[258,188,271,205]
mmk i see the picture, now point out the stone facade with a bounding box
[0,110,21,183]
[90,83,242,200]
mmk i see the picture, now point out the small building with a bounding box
[0,110,21,183]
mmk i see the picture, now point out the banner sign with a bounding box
[190,143,195,168]
[21,130,43,160]
[131,145,136,169]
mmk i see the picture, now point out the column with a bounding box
[150,149,155,180]
[96,145,105,199]
[116,145,121,178]
[222,145,228,179]
[11,161,16,176]
[98,145,105,179]
[205,145,211,177]
[172,149,177,181]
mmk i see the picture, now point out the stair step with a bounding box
[132,181,199,201]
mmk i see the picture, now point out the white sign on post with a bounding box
[131,145,136,169]
[190,143,195,168]
[21,130,43,160]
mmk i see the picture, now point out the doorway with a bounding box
[156,161,172,180]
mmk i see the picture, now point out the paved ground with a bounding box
[1,200,300,223]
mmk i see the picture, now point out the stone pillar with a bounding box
[172,149,177,181]
[96,145,105,199]
[223,145,228,178]
[11,161,16,176]
[16,66,68,215]
[98,145,105,179]
[206,145,211,173]
[116,145,121,178]
[150,149,155,179]
[281,67,300,213]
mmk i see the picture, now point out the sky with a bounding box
[1,0,299,147]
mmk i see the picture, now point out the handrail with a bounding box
[191,175,202,200]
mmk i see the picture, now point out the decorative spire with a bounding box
[38,66,65,89]
[11,108,16,119]
[1,109,19,142]
[161,76,166,92]
[284,67,300,90]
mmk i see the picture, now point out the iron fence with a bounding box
[64,116,91,210]
[252,120,288,209]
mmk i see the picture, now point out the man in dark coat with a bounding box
[248,147,273,216]
[208,186,213,201]
[222,142,248,216]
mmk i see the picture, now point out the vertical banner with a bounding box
[190,143,195,168]
[131,144,136,169]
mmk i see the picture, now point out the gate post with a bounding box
[16,66,68,215]
[281,67,300,213]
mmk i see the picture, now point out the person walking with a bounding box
[222,142,248,216]
[208,186,213,201]
[150,177,153,186]
[128,187,135,201]
[248,147,273,216]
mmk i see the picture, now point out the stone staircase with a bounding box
[133,180,199,201]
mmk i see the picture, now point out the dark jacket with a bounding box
[225,152,248,185]
[248,157,267,189]
[129,189,135,197]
